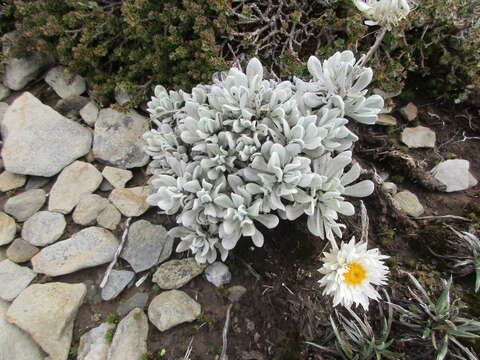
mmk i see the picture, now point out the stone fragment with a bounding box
[109,186,152,217]
[0,299,45,360]
[148,290,201,332]
[152,258,206,289]
[48,161,102,214]
[431,159,478,192]
[0,171,26,192]
[205,262,232,287]
[25,176,49,190]
[93,109,149,168]
[22,211,66,247]
[55,95,89,118]
[401,126,436,148]
[107,308,148,360]
[227,285,247,303]
[3,53,51,91]
[45,66,86,98]
[0,102,8,125]
[102,166,133,189]
[6,238,39,263]
[375,114,397,126]
[6,282,86,360]
[101,270,134,301]
[97,204,121,231]
[72,194,109,225]
[117,292,149,317]
[392,190,424,217]
[400,102,418,121]
[0,84,10,101]
[120,220,168,273]
[31,227,118,276]
[1,92,92,177]
[80,101,99,126]
[99,179,114,192]
[4,189,46,221]
[77,322,115,360]
[381,182,398,195]
[0,259,36,301]
[0,212,16,246]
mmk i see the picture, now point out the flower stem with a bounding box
[359,26,388,67]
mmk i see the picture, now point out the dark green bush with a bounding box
[8,0,232,106]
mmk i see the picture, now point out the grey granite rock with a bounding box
[0,212,16,246]
[22,211,66,247]
[72,194,109,226]
[0,299,45,360]
[148,290,201,332]
[120,220,168,273]
[55,95,89,118]
[48,161,102,214]
[107,308,148,360]
[80,102,99,126]
[392,190,424,217]
[0,102,8,125]
[0,171,26,192]
[152,258,206,290]
[97,203,121,231]
[31,227,119,276]
[102,167,133,189]
[25,176,49,190]
[0,259,36,301]
[108,186,152,217]
[3,53,52,91]
[101,270,134,301]
[6,282,86,360]
[0,84,10,101]
[1,92,92,177]
[6,238,39,263]
[4,189,46,221]
[77,322,115,360]
[400,102,418,121]
[93,109,149,169]
[116,292,149,317]
[45,66,86,99]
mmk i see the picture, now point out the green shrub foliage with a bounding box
[8,0,232,106]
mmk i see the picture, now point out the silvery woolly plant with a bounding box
[144,52,383,263]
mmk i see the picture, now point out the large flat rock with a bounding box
[6,282,86,360]
[0,259,36,301]
[107,308,148,360]
[1,92,92,177]
[108,186,152,217]
[22,211,66,247]
[93,109,149,169]
[31,227,119,276]
[48,161,102,214]
[0,299,45,360]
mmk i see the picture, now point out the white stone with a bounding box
[152,258,206,290]
[97,204,121,231]
[1,92,92,177]
[0,212,16,246]
[6,282,86,360]
[80,101,99,126]
[22,211,66,247]
[4,189,46,221]
[148,290,201,332]
[0,299,44,360]
[102,167,133,189]
[3,54,51,91]
[45,66,86,99]
[431,159,478,192]
[48,161,102,214]
[0,259,36,301]
[73,194,109,225]
[0,170,26,192]
[205,262,232,287]
[77,322,115,360]
[392,190,424,217]
[401,126,436,148]
[375,114,397,126]
[107,308,148,360]
[108,186,152,217]
[31,227,119,276]
[381,182,398,195]
[400,102,418,121]
[93,109,149,169]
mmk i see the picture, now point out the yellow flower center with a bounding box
[344,263,367,286]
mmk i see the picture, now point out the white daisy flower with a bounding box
[352,0,411,28]
[318,237,389,310]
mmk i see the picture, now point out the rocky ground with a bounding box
[0,48,479,360]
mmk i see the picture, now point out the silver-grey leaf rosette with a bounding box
[143,51,383,264]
